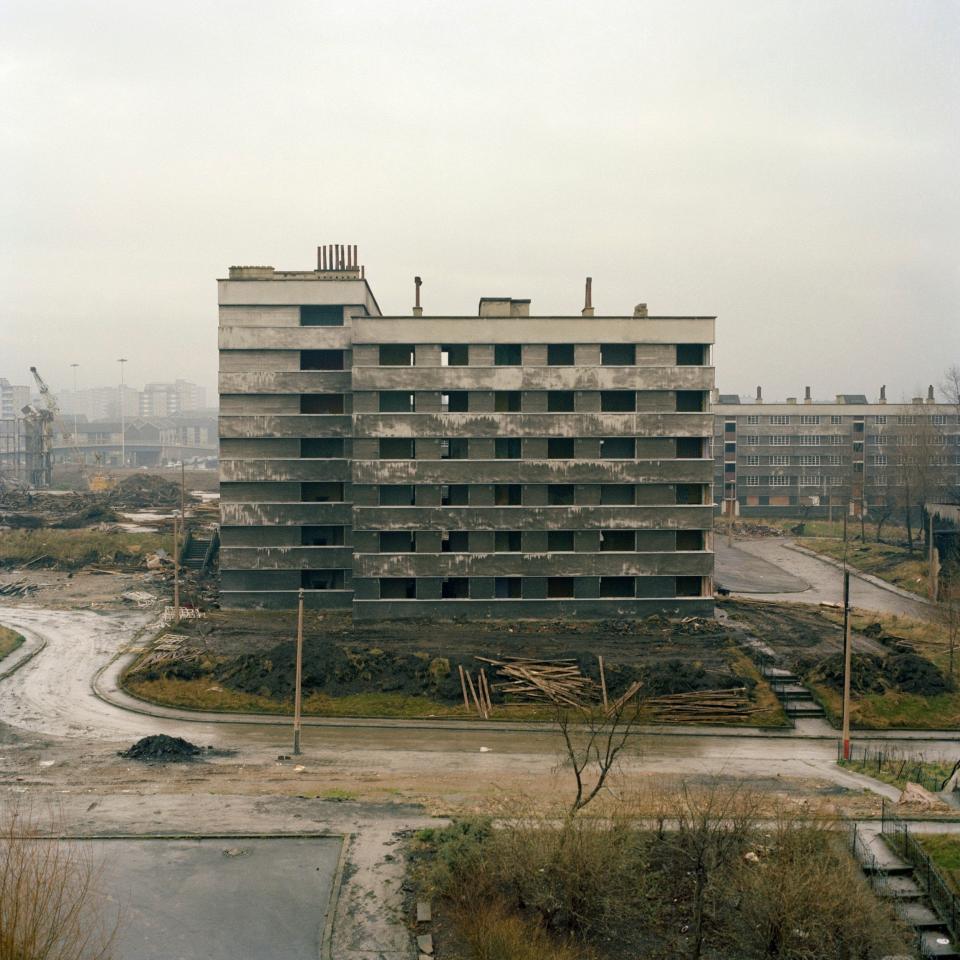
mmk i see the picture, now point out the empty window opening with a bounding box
[495,577,522,599]
[601,391,636,412]
[547,344,575,366]
[601,343,635,366]
[495,484,522,506]
[547,484,575,506]
[441,391,469,413]
[600,576,635,598]
[441,577,470,598]
[600,437,635,459]
[301,394,344,414]
[600,484,635,505]
[301,350,344,370]
[675,484,704,505]
[676,530,704,551]
[600,530,635,551]
[300,438,343,458]
[676,437,703,459]
[379,391,415,413]
[495,531,522,552]
[380,344,415,366]
[676,344,706,366]
[495,391,521,412]
[441,531,470,553]
[547,530,575,551]
[495,438,522,459]
[441,438,469,459]
[300,305,343,327]
[676,391,706,412]
[380,438,415,459]
[379,485,415,506]
[380,532,415,552]
[676,576,703,597]
[441,484,470,506]
[440,344,469,367]
[301,569,345,590]
[380,577,416,599]
[494,344,522,366]
[301,482,343,502]
[546,577,575,598]
[301,525,345,546]
[547,438,575,459]
[547,391,575,412]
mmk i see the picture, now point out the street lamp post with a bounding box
[70,363,79,462]
[117,358,127,467]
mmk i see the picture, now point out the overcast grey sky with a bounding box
[2,0,958,402]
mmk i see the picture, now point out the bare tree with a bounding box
[941,564,960,686]
[894,414,948,554]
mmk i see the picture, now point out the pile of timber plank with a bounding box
[477,656,598,707]
[644,687,755,723]
[0,579,39,597]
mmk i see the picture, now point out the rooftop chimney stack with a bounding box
[634,303,648,318]
[804,385,812,403]
[582,277,594,317]
[413,277,423,317]
[756,386,762,402]
[928,385,935,403]
[879,384,887,404]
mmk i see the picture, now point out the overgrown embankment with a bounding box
[0,626,25,662]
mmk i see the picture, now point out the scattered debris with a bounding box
[0,578,40,597]
[120,590,158,607]
[477,656,598,706]
[119,734,203,762]
[896,782,949,811]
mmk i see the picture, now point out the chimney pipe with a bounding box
[756,386,762,402]
[352,244,358,269]
[413,276,423,317]
[633,303,648,318]
[582,277,594,317]
[804,385,811,403]
[928,384,935,403]
[879,384,886,404]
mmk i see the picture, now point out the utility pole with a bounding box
[841,569,852,761]
[117,358,127,468]
[172,515,180,623]
[929,511,938,602]
[70,363,79,461]
[293,588,305,756]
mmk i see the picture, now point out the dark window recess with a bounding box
[676,437,704,458]
[495,391,521,412]
[547,438,575,459]
[300,305,343,327]
[495,577,522,599]
[724,442,736,454]
[676,344,706,366]
[601,343,635,366]
[380,344,415,366]
[676,391,705,412]
[379,391,415,413]
[300,349,344,371]
[675,484,704,505]
[495,484,522,506]
[495,531,522,552]
[441,531,470,553]
[380,532,415,552]
[759,496,770,506]
[301,482,343,502]
[300,438,343,458]
[854,421,865,433]
[301,525,344,546]
[441,484,470,506]
[854,462,864,473]
[301,394,344,414]
[724,463,736,474]
[600,484,635,505]
[495,438,522,459]
[441,344,469,366]
[441,577,470,599]
[380,438,415,459]
[600,437,636,459]
[547,344,575,366]
[676,530,704,551]
[724,421,736,433]
[600,576,635,598]
[443,391,469,412]
[301,569,345,590]
[441,438,469,460]
[547,484,575,506]
[600,391,636,413]
[546,577,575,598]
[495,344,522,366]
[379,485,415,506]
[547,391,575,412]
[547,530,574,551]
[380,577,416,599]
[600,530,635,551]
[676,576,703,598]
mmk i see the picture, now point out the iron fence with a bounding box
[839,742,952,794]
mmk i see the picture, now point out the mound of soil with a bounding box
[119,734,202,761]
[109,475,188,508]
[806,650,949,697]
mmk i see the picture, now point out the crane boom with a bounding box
[29,366,60,417]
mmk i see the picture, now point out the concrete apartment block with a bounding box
[714,386,960,518]
[219,248,716,618]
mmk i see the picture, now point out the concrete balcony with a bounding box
[221,546,354,570]
[219,415,352,439]
[220,502,352,525]
[219,326,352,350]
[221,459,350,482]
[219,371,351,394]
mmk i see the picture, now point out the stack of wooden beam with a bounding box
[476,656,598,707]
[644,687,755,723]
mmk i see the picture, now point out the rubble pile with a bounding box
[119,734,203,762]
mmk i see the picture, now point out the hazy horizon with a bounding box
[3,1,958,402]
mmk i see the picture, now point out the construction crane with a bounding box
[21,366,60,489]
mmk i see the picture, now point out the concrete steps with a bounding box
[183,537,211,570]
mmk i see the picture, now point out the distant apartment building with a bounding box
[58,385,140,422]
[713,386,960,518]
[219,245,716,618]
[0,379,30,419]
[140,380,207,417]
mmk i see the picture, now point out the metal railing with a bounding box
[840,743,952,794]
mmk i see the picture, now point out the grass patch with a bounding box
[916,835,960,895]
[726,647,788,727]
[0,626,25,663]
[0,529,170,569]
[317,788,356,802]
[797,538,929,596]
[839,753,955,791]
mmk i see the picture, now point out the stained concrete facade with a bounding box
[219,250,716,618]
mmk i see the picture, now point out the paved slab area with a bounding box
[714,540,809,594]
[96,837,341,960]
